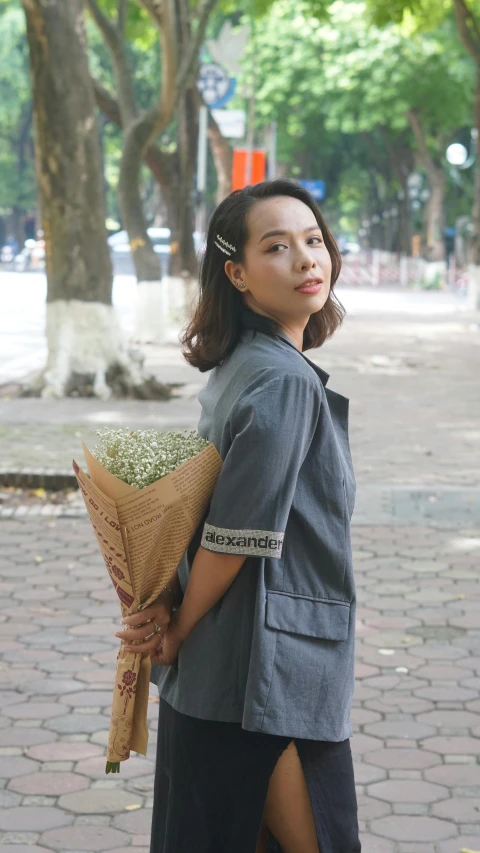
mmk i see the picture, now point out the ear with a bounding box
[224,260,248,291]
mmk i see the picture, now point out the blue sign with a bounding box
[299,180,326,201]
[197,63,236,109]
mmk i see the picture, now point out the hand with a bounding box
[115,588,175,655]
[149,614,185,666]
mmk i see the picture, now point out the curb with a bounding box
[0,469,78,490]
[0,503,86,518]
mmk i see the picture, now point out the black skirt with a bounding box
[150,698,361,853]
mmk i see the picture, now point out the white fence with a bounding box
[338,250,468,293]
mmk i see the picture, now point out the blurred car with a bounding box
[108,227,203,275]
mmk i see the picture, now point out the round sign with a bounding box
[197,62,232,107]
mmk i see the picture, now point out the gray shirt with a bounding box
[156,314,357,742]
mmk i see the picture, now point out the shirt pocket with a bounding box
[265,590,350,642]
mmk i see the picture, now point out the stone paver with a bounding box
[8,772,90,796]
[58,788,143,814]
[39,824,129,850]
[0,806,72,831]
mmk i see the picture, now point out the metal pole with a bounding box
[268,121,277,180]
[196,105,208,238]
[245,1,256,185]
[245,94,255,185]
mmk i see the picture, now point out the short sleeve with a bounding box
[201,374,321,559]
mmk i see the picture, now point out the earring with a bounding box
[237,283,246,290]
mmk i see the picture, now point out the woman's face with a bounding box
[225,195,332,326]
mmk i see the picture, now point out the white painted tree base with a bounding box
[467,264,480,311]
[43,299,144,400]
[135,280,169,344]
[422,261,447,287]
[135,277,198,343]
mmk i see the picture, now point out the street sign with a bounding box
[211,109,246,139]
[197,63,236,108]
[299,180,326,201]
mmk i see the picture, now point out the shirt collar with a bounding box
[240,309,330,388]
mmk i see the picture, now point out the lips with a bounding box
[295,278,323,293]
[295,278,323,290]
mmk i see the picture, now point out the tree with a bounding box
[22,0,170,399]
[85,0,216,343]
[248,0,472,260]
[316,1,472,261]
[368,0,480,263]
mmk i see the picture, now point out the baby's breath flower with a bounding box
[93,428,209,489]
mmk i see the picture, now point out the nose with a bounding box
[295,247,317,272]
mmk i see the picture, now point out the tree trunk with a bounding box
[470,70,480,265]
[92,75,196,326]
[397,186,411,257]
[207,110,233,203]
[22,0,170,400]
[170,85,198,278]
[8,206,25,248]
[449,0,480,302]
[23,0,112,304]
[386,136,413,256]
[86,0,162,286]
[92,76,179,247]
[88,0,216,341]
[423,174,446,263]
[407,110,445,264]
[118,134,163,282]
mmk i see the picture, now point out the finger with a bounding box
[122,603,171,627]
[122,634,164,654]
[150,648,163,664]
[122,608,155,627]
[115,622,168,642]
[151,649,169,667]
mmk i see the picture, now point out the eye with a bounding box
[267,236,323,253]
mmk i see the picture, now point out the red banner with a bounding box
[232,149,266,190]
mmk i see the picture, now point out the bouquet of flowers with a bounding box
[73,428,222,772]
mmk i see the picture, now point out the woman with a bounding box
[117,179,360,853]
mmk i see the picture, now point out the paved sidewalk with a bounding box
[0,515,479,852]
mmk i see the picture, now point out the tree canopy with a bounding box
[2,0,477,255]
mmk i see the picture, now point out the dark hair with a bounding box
[181,178,344,372]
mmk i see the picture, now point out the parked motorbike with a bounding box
[14,239,45,272]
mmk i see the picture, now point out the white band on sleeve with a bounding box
[202,523,284,558]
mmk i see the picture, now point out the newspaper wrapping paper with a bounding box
[73,440,222,768]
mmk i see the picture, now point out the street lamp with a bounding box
[446,143,469,167]
[445,129,478,277]
[446,128,477,170]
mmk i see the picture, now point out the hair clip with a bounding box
[214,234,236,256]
